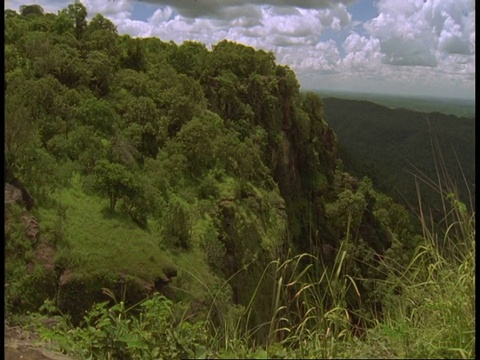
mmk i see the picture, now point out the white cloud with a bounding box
[340,33,382,70]
[365,0,474,65]
[364,2,438,66]
[4,0,475,100]
[83,0,132,19]
[317,3,352,31]
[277,39,341,71]
[138,0,356,19]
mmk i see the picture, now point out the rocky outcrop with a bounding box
[5,182,38,243]
[10,178,35,211]
[5,324,77,360]
[5,183,24,206]
[21,213,40,244]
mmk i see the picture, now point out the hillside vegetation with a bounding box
[322,97,475,215]
[4,4,475,359]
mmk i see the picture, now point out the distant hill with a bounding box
[313,91,475,118]
[321,97,475,213]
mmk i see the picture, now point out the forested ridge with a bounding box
[4,4,475,359]
[321,97,475,215]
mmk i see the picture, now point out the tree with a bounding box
[167,41,208,79]
[76,97,117,136]
[53,10,75,36]
[84,14,120,62]
[65,1,87,41]
[20,4,44,17]
[173,111,223,176]
[106,133,141,168]
[120,36,147,72]
[4,94,38,177]
[67,125,106,173]
[123,96,163,158]
[5,10,27,44]
[146,64,206,136]
[18,31,53,77]
[93,160,138,212]
[83,50,114,96]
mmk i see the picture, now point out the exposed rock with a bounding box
[58,270,73,287]
[26,262,35,275]
[10,178,35,211]
[41,317,63,330]
[5,183,24,206]
[21,213,40,244]
[5,324,77,360]
[34,240,56,271]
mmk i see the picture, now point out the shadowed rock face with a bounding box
[10,178,35,211]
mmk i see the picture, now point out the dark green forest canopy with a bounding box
[5,3,427,340]
[322,97,475,215]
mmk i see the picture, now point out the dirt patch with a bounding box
[33,240,56,271]
[4,325,77,360]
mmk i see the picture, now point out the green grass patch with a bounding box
[38,174,172,282]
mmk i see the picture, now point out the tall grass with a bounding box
[358,134,476,359]
[205,134,476,358]
[24,140,475,359]
[28,183,474,359]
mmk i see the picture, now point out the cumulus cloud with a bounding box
[340,33,382,69]
[83,0,132,20]
[138,0,356,19]
[364,0,475,67]
[275,39,341,71]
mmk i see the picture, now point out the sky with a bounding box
[5,0,476,100]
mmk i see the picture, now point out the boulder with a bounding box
[5,183,23,206]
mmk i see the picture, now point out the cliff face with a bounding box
[266,81,340,260]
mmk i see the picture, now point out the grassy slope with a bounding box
[40,176,218,296]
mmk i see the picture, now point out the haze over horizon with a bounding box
[6,0,475,101]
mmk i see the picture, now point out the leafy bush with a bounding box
[33,294,211,360]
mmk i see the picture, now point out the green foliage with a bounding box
[76,97,117,136]
[5,5,473,359]
[4,94,38,176]
[84,50,114,96]
[33,294,211,360]
[64,1,87,40]
[67,125,106,173]
[173,111,223,176]
[5,204,56,316]
[168,40,208,78]
[20,4,45,17]
[161,193,193,250]
[120,36,147,72]
[93,160,139,212]
[84,13,119,59]
[322,97,475,213]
